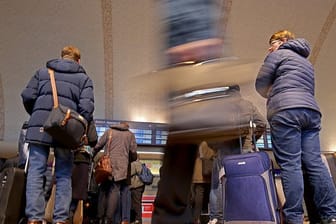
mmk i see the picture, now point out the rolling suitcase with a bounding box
[220,151,280,224]
[0,167,26,224]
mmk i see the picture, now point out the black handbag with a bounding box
[43,69,88,149]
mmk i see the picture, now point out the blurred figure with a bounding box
[255,30,336,224]
[190,142,214,224]
[93,122,137,224]
[130,159,145,224]
[152,85,266,224]
[162,0,223,65]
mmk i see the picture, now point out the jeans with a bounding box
[97,180,120,222]
[208,140,241,222]
[130,186,145,223]
[26,143,73,222]
[97,179,129,223]
[120,182,131,222]
[269,108,336,223]
[208,157,223,221]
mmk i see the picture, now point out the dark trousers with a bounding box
[131,185,145,223]
[97,179,128,224]
[191,183,210,223]
[152,140,198,224]
[120,182,131,222]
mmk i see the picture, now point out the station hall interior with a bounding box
[1,1,336,224]
[1,0,336,156]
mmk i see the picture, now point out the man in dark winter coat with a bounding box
[255,30,336,224]
[21,46,95,224]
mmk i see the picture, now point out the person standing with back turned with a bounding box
[130,158,145,224]
[21,46,95,224]
[93,122,138,224]
[255,30,336,224]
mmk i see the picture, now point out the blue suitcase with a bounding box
[220,151,280,224]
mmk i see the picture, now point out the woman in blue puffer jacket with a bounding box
[21,46,94,224]
[255,30,336,224]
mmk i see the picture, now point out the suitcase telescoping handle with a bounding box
[250,120,259,152]
[24,149,29,173]
[239,119,259,153]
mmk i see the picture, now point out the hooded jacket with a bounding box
[93,123,138,182]
[255,38,320,119]
[21,58,95,146]
[130,160,145,189]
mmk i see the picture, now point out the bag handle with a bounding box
[48,69,59,108]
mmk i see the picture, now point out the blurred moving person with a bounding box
[190,142,214,224]
[152,85,266,224]
[161,0,223,66]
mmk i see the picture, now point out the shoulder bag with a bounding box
[43,69,88,149]
[94,130,113,184]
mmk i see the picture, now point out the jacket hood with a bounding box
[46,58,86,74]
[279,38,310,58]
[110,123,130,131]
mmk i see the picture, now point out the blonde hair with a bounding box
[61,46,81,62]
[269,30,295,45]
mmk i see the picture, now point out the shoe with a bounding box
[321,218,336,224]
[208,219,218,224]
[327,218,336,224]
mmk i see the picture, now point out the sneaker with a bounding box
[207,219,218,224]
[321,218,336,224]
[328,218,336,224]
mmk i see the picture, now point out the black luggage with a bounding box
[0,167,26,224]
